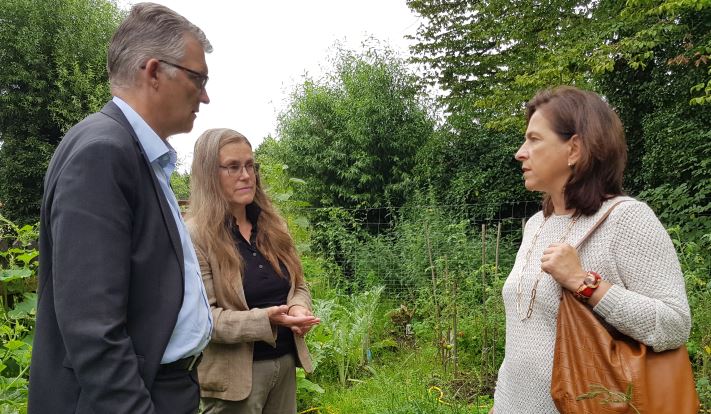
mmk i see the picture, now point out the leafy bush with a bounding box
[670,227,711,407]
[0,215,38,414]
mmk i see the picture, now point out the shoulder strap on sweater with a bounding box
[574,199,630,250]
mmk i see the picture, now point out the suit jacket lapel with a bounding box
[100,101,185,278]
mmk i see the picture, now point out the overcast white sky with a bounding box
[119,1,420,169]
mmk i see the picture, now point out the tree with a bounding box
[0,0,122,223]
[275,42,436,211]
[414,125,536,220]
[407,0,711,205]
[406,0,620,131]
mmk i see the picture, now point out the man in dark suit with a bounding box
[28,3,213,413]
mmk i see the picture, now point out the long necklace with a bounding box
[516,215,578,321]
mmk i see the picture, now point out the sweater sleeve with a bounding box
[593,202,691,351]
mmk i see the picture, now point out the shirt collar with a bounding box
[227,203,262,241]
[112,96,176,172]
[246,203,262,225]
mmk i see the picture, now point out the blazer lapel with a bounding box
[100,101,184,278]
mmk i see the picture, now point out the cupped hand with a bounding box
[266,305,290,325]
[540,243,587,291]
[266,305,320,336]
[287,305,320,336]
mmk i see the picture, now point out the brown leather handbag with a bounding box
[550,202,700,414]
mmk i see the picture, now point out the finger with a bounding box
[290,315,318,323]
[542,247,556,255]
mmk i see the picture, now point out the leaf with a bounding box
[294,217,310,229]
[296,376,325,394]
[8,293,37,319]
[0,268,32,282]
[4,339,25,351]
[15,251,38,265]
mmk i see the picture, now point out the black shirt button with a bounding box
[258,264,263,269]
[252,252,257,256]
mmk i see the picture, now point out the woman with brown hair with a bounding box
[187,128,319,413]
[491,86,691,412]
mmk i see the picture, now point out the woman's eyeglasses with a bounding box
[219,162,259,176]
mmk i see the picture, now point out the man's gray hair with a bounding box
[107,2,212,89]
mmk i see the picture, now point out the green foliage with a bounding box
[307,207,364,287]
[0,0,122,223]
[608,0,711,106]
[639,185,711,240]
[170,171,191,202]
[0,297,34,414]
[0,215,37,414]
[275,41,435,212]
[307,286,387,388]
[415,127,536,220]
[407,0,613,130]
[669,227,711,407]
[596,2,711,193]
[256,140,313,252]
[0,216,38,311]
[313,347,493,414]
[408,0,711,202]
[296,366,324,411]
[637,140,711,239]
[0,137,55,225]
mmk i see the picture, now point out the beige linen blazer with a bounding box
[192,236,313,402]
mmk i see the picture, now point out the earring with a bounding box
[568,162,574,167]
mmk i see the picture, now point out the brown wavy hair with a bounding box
[187,128,303,295]
[525,86,627,216]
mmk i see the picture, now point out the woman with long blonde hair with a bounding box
[187,128,319,413]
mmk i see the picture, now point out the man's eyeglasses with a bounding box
[159,59,209,90]
[219,162,259,177]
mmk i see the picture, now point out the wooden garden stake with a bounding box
[425,223,444,368]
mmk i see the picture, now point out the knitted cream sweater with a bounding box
[493,197,691,413]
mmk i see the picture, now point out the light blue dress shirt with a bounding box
[113,96,212,363]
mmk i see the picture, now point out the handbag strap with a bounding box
[573,198,630,250]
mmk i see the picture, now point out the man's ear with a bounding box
[142,58,161,88]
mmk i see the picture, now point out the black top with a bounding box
[229,204,295,361]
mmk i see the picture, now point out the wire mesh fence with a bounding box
[291,197,711,400]
[294,200,553,300]
[294,196,711,301]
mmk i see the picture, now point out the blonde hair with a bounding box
[187,128,303,296]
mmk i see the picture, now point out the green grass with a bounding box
[299,346,493,414]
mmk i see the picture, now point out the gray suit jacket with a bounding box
[28,101,185,413]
